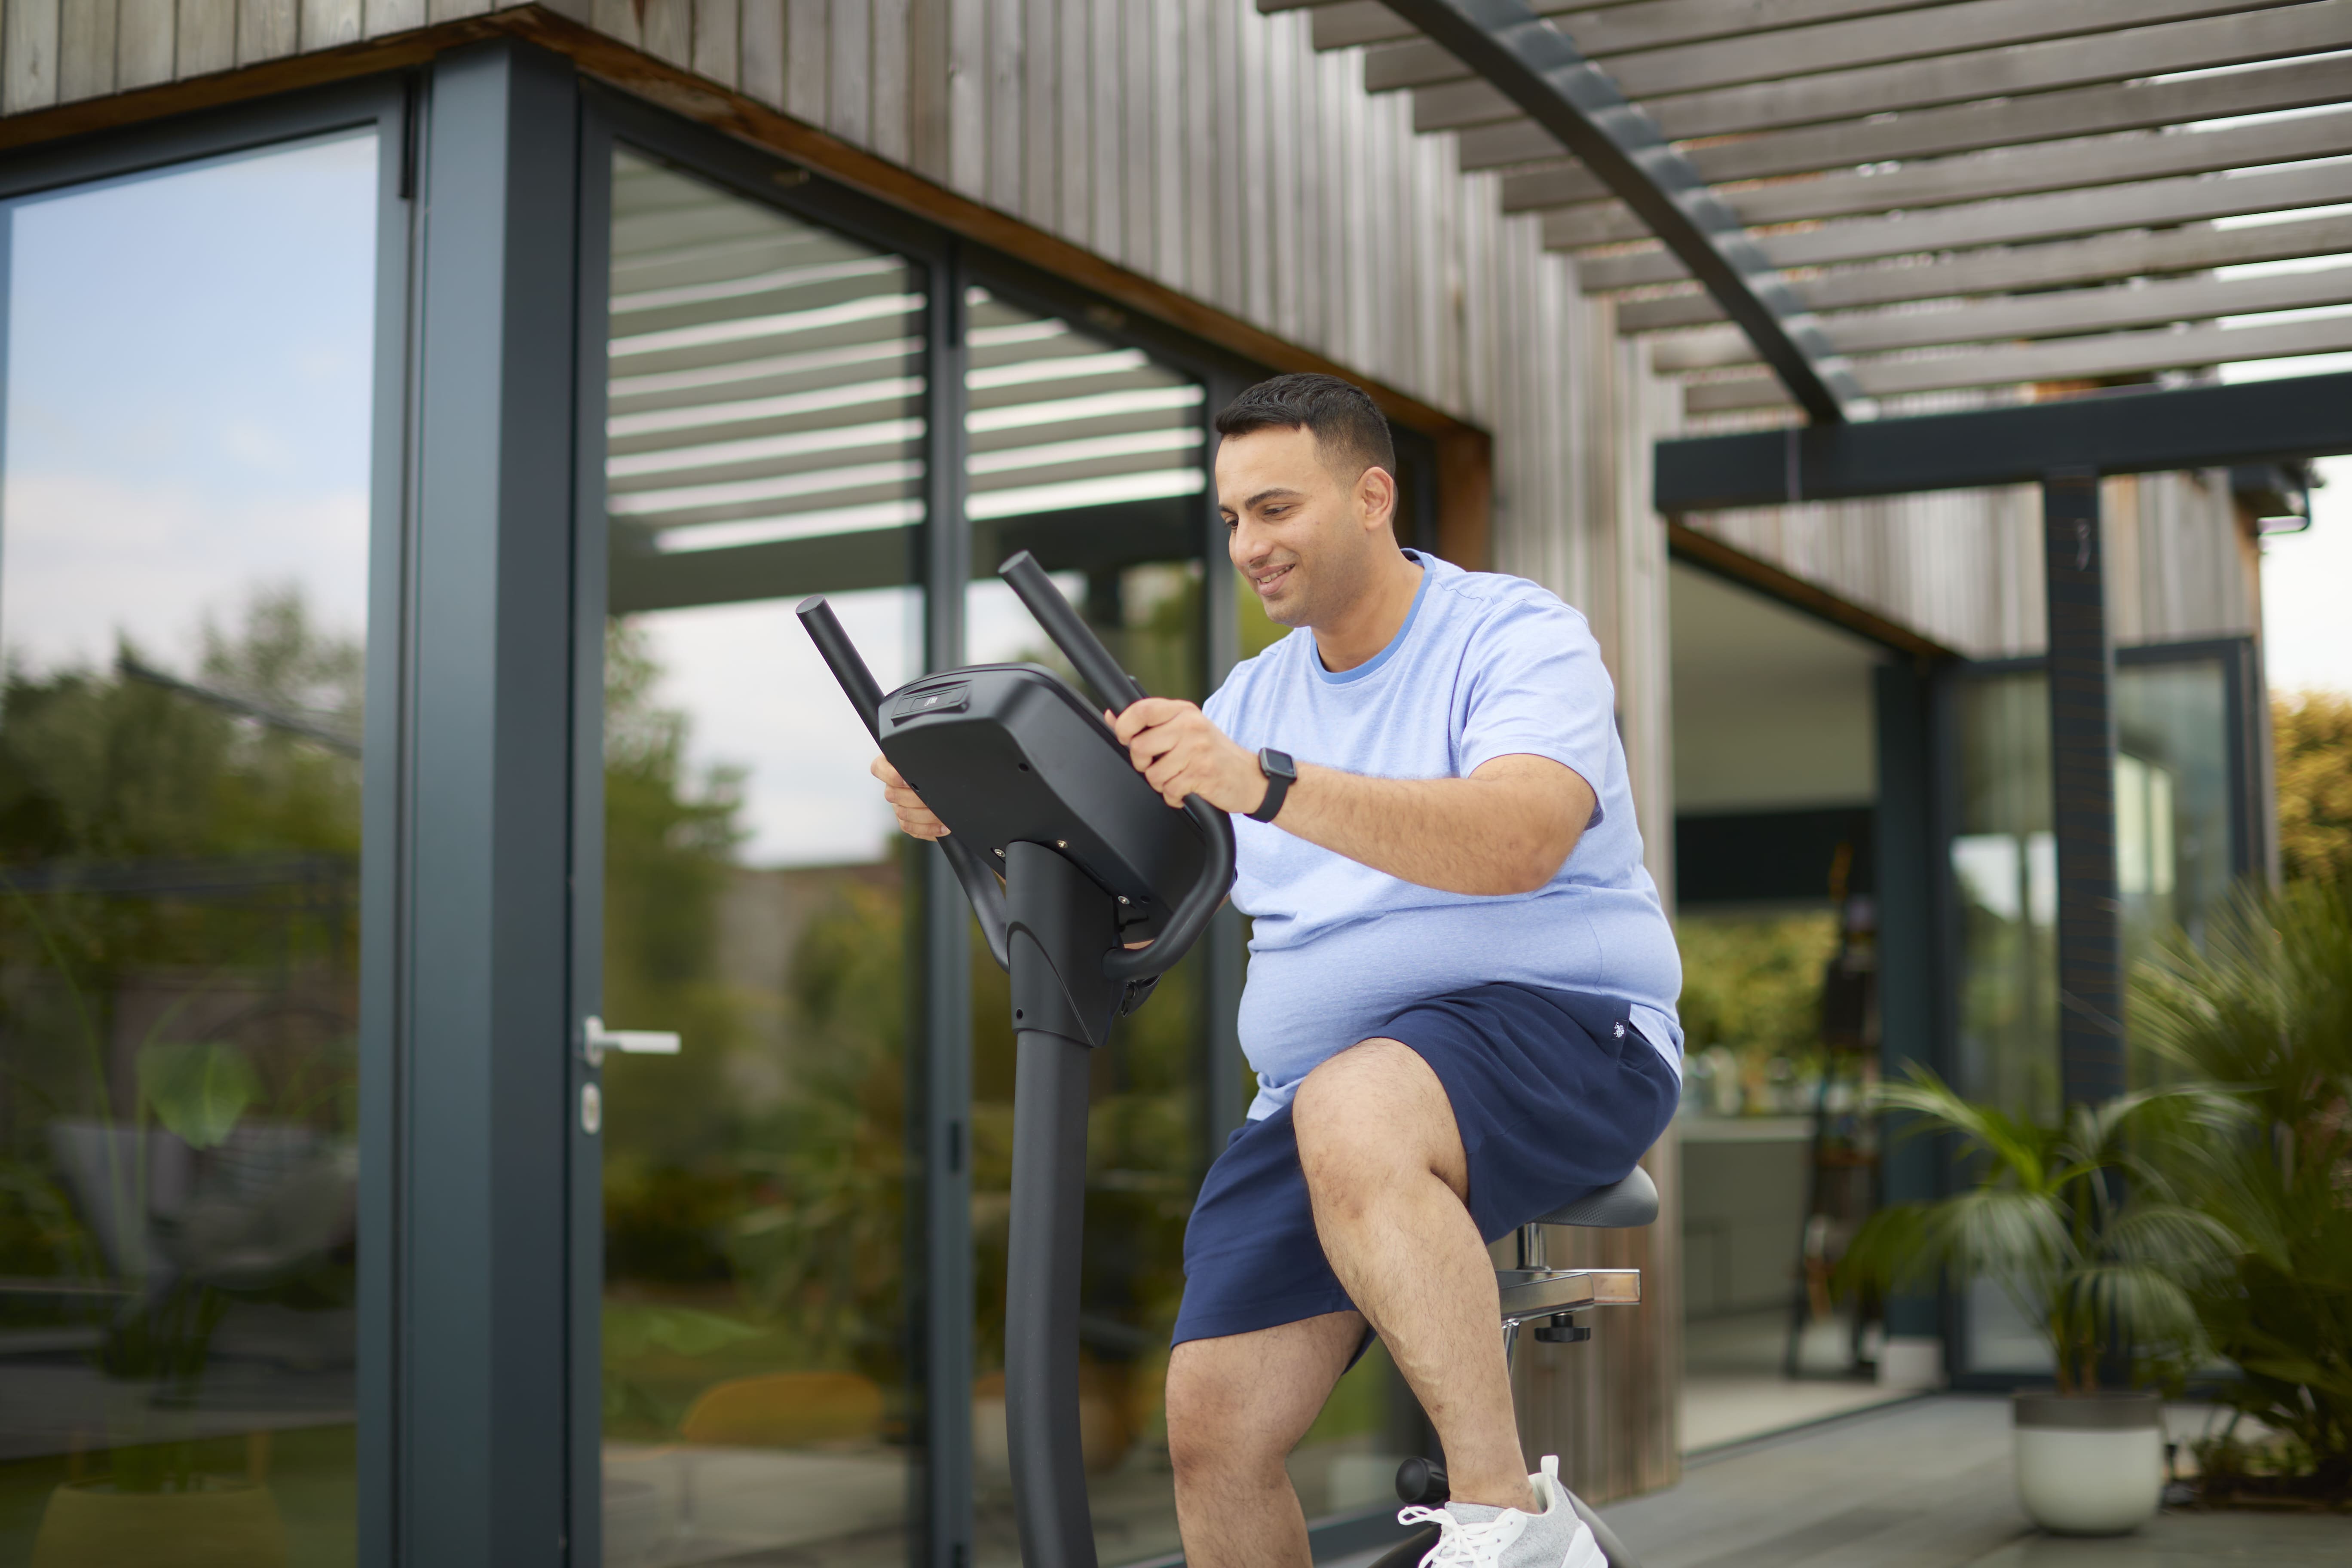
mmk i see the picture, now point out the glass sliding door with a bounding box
[597,147,925,1568]
[0,135,380,1563]
[1947,651,2247,1372]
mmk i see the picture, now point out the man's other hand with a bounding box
[872,755,949,840]
[1112,698,1265,814]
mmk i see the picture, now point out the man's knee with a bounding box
[1166,1347,1285,1488]
[1294,1040,1461,1203]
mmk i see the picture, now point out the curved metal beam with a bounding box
[1383,0,1859,423]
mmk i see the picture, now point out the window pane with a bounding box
[1951,672,2058,1124]
[2115,658,2235,1084]
[600,149,922,1568]
[0,135,377,1563]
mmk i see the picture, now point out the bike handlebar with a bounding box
[996,552,1235,984]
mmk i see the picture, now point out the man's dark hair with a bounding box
[1213,372,1397,489]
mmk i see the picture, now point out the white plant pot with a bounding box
[2012,1391,2163,1535]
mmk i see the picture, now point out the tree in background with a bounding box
[2274,692,2352,885]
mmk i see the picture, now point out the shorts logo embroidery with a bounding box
[1613,1022,1626,1038]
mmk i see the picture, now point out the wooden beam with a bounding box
[1415,0,2352,138]
[1529,107,2352,244]
[1666,521,1957,663]
[1651,263,2352,370]
[1367,0,2281,96]
[1615,212,2352,328]
[1657,370,2352,508]
[1686,312,2352,412]
[1575,158,2352,287]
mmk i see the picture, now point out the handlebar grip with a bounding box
[998,551,1146,716]
[795,596,885,741]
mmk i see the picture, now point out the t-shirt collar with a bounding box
[1314,550,1431,685]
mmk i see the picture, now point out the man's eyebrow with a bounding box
[1243,486,1306,509]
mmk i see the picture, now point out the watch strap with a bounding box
[1249,747,1296,823]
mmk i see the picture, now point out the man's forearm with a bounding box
[1274,761,1582,896]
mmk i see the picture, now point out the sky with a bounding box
[2256,452,2352,699]
[1,132,378,682]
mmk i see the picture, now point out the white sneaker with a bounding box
[1399,1457,1603,1568]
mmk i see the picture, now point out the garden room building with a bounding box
[0,1,2337,1565]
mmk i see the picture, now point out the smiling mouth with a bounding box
[1252,564,1294,593]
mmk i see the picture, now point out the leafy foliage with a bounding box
[2135,876,2352,1496]
[2273,692,2352,886]
[1839,1065,2243,1393]
[1675,910,1839,1063]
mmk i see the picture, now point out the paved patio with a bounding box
[1589,1396,2348,1568]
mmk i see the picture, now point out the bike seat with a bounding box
[1533,1167,1658,1228]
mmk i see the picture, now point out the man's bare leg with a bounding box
[1167,1311,1364,1568]
[1293,1039,1537,1513]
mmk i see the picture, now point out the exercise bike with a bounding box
[799,553,1653,1568]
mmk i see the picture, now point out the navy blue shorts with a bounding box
[1170,983,1679,1347]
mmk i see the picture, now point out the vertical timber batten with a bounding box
[2041,474,2126,1107]
[403,39,580,1568]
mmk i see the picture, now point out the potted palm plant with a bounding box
[1840,1066,2241,1534]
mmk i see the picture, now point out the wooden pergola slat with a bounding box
[1687,312,2352,412]
[1615,212,2352,328]
[1654,264,2352,369]
[1573,159,2352,286]
[1528,109,2352,243]
[1363,0,2288,96]
[1411,0,2352,138]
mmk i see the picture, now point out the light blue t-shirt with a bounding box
[1204,551,1683,1120]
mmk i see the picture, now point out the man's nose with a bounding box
[1229,520,1268,568]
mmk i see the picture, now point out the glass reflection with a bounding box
[600,149,922,1568]
[0,135,377,1565]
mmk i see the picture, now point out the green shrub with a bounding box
[2136,876,2352,1498]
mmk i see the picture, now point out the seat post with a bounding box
[1514,1221,1547,1271]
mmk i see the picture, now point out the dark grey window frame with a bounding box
[1928,634,2265,1390]
[0,68,419,1568]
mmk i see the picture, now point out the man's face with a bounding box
[1216,426,1390,628]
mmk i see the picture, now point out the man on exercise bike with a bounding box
[875,374,1681,1568]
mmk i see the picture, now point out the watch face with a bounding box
[1262,748,1295,779]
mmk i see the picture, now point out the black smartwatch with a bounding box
[1250,748,1297,823]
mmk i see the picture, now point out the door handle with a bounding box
[582,1015,682,1066]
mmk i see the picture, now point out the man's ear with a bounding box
[1357,464,1398,533]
